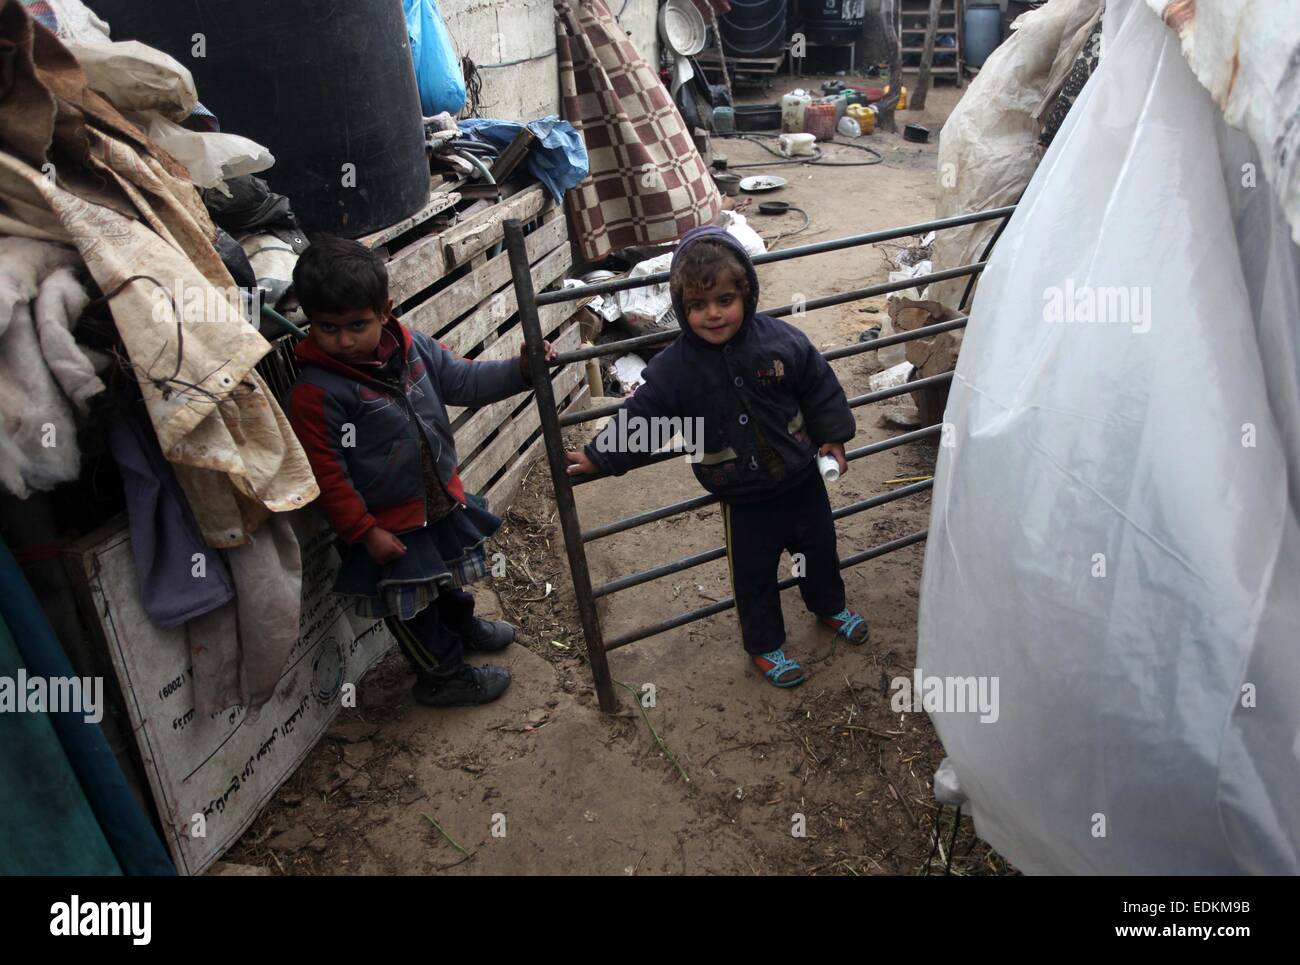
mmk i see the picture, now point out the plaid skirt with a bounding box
[333,493,500,620]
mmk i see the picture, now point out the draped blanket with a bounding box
[556,0,721,263]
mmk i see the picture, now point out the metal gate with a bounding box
[504,207,1013,711]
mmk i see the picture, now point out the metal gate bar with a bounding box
[579,381,946,545]
[592,479,935,600]
[570,416,944,489]
[548,269,979,409]
[505,206,1012,711]
[584,440,939,600]
[532,206,1017,306]
[604,530,931,652]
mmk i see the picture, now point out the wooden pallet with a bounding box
[355,177,462,250]
[380,183,589,513]
[695,46,789,87]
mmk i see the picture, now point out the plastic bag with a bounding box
[720,211,766,257]
[133,115,274,193]
[918,0,1300,874]
[615,253,674,326]
[403,0,466,117]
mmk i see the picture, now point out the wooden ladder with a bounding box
[897,0,964,84]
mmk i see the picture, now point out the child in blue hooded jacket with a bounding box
[566,226,869,687]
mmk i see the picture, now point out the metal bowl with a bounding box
[739,175,787,193]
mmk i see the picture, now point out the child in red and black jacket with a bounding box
[288,237,556,708]
[566,227,869,688]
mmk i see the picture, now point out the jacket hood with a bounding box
[671,225,760,349]
[294,313,411,382]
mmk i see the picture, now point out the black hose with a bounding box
[755,202,811,249]
[718,132,885,167]
[957,188,1025,311]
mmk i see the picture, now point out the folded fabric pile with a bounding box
[0,0,318,716]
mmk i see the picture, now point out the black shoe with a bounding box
[459,618,516,653]
[412,665,512,707]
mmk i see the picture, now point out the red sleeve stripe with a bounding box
[288,382,376,543]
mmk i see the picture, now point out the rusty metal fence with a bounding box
[505,207,1014,711]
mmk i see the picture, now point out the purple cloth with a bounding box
[106,412,235,628]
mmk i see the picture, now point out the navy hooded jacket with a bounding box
[584,226,856,502]
[289,316,529,543]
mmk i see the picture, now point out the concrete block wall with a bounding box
[437,0,660,121]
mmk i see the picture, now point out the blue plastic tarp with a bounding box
[0,538,175,875]
[458,116,589,203]
[0,612,121,875]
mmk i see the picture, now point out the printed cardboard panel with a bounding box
[76,514,391,875]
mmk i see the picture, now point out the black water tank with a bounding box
[801,0,866,46]
[719,0,789,59]
[86,0,429,238]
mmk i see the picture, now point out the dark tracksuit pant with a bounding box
[384,588,477,681]
[721,466,846,655]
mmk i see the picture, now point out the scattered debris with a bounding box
[207,861,274,876]
[342,741,377,769]
[869,361,914,392]
[266,827,315,853]
[327,720,380,744]
[611,353,648,393]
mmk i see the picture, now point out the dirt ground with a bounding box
[221,76,1016,876]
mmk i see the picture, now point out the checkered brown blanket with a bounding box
[556,0,722,263]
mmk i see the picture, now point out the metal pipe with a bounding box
[763,264,985,320]
[846,371,953,410]
[836,528,929,569]
[823,317,967,363]
[572,422,942,487]
[570,446,686,486]
[603,529,930,651]
[593,545,728,599]
[844,424,943,460]
[591,479,933,600]
[558,321,966,429]
[582,491,719,543]
[504,219,619,713]
[536,206,1016,306]
[556,330,679,366]
[548,281,974,371]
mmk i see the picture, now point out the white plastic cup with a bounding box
[817,452,841,482]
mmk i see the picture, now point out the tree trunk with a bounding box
[877,0,904,133]
[911,0,944,112]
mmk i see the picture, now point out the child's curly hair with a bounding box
[670,239,755,316]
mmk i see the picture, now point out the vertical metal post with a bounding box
[504,220,619,713]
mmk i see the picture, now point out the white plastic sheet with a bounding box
[927,0,1103,310]
[918,0,1300,874]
